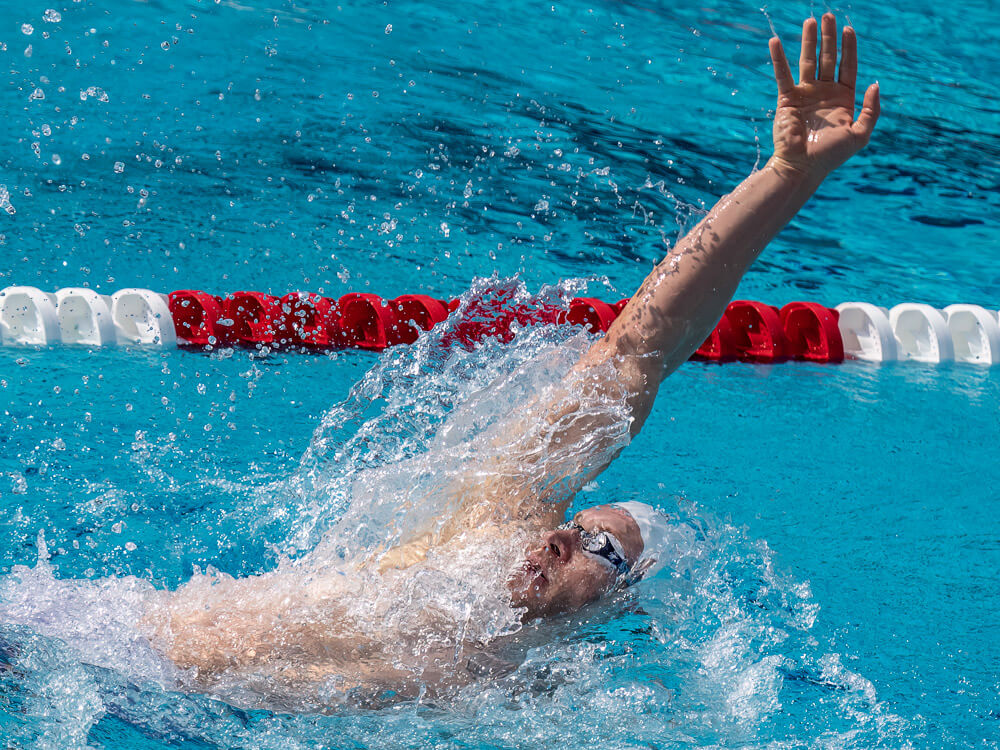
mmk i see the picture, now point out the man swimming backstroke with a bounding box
[146,13,880,706]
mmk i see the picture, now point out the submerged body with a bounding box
[147,527,529,705]
[145,479,646,704]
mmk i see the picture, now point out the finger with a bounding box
[769,37,795,95]
[799,17,817,83]
[851,82,881,144]
[838,26,858,88]
[818,13,838,81]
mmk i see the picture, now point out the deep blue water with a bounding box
[1,0,999,747]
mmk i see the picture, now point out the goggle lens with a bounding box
[557,522,630,576]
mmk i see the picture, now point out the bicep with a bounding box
[450,336,648,519]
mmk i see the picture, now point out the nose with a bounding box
[540,528,576,562]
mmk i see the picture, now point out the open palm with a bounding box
[768,14,880,179]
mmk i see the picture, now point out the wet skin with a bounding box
[507,504,644,619]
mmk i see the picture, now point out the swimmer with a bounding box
[146,13,880,704]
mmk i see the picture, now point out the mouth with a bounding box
[524,559,546,583]
[509,558,547,589]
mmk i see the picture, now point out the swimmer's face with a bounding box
[508,505,643,619]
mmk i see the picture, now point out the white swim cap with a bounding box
[613,501,672,583]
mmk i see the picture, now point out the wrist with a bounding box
[764,156,825,195]
[764,156,811,182]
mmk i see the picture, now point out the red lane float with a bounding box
[563,297,617,334]
[445,290,563,347]
[279,292,338,348]
[335,293,397,350]
[390,295,450,346]
[444,292,517,346]
[780,302,844,362]
[724,300,789,362]
[693,301,844,363]
[224,292,281,345]
[168,290,228,346]
[163,287,845,363]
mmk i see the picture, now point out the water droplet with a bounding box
[384,23,392,34]
[9,473,28,494]
[21,23,34,35]
[113,161,124,173]
[80,86,109,102]
[42,9,61,22]
[0,185,16,215]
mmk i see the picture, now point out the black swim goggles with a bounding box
[558,522,631,577]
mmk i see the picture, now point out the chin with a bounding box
[508,590,543,619]
[506,565,547,615]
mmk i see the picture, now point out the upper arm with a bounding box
[393,286,694,550]
[438,333,655,531]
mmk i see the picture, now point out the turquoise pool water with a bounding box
[2,0,999,747]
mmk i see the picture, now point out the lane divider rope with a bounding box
[1,285,998,365]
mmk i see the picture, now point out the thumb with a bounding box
[851,82,880,145]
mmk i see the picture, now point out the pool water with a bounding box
[2,0,999,747]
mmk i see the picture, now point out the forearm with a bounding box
[147,572,357,677]
[611,158,814,368]
[442,162,818,515]
[585,158,816,433]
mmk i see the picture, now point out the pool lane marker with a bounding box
[2,285,999,365]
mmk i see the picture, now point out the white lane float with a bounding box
[0,286,60,345]
[889,303,954,363]
[110,288,176,347]
[834,302,898,362]
[55,288,115,346]
[943,304,1000,365]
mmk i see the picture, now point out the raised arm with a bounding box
[382,15,880,560]
[495,14,879,508]
[587,13,880,435]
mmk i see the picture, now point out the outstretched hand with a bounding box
[768,13,880,180]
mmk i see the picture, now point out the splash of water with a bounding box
[0,277,912,744]
[1,276,639,710]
